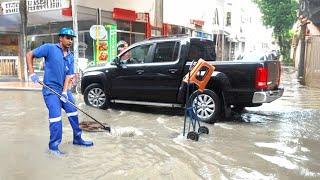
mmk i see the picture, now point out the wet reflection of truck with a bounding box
[80,36,284,123]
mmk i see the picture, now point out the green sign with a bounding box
[93,24,117,64]
[106,24,117,62]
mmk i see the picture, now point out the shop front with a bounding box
[0,2,151,81]
[0,33,19,78]
[161,23,192,36]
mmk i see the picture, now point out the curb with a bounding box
[0,87,41,91]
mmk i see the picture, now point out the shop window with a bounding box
[27,24,50,35]
[83,32,94,61]
[131,33,145,44]
[153,41,180,63]
[0,34,18,56]
[28,35,52,50]
[117,20,130,31]
[132,22,145,33]
[117,32,130,47]
[78,20,96,31]
[226,12,232,26]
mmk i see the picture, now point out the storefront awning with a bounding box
[0,10,73,32]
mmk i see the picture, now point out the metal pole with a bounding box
[71,0,79,73]
[97,8,102,25]
[221,2,225,61]
[19,0,28,81]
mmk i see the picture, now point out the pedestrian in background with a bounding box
[26,27,93,156]
[117,40,128,54]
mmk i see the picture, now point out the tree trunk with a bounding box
[19,0,28,81]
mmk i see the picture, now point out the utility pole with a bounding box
[298,22,307,85]
[221,1,225,61]
[19,0,28,81]
[71,0,79,73]
[155,0,163,36]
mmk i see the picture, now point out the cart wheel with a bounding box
[187,131,199,141]
[198,126,209,134]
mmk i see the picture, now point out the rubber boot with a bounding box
[48,149,65,156]
[48,121,63,152]
[68,115,93,147]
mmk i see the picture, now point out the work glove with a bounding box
[29,73,39,84]
[60,92,68,103]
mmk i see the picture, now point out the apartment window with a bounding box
[213,8,219,25]
[226,12,232,26]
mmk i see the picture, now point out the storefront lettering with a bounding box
[1,1,19,15]
[28,0,62,12]
[0,0,64,15]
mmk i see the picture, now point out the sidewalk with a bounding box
[0,81,42,91]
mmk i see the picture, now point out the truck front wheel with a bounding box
[84,83,109,109]
[187,89,221,124]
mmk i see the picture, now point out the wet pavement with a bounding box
[0,66,320,180]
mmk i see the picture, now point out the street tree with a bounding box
[253,0,298,64]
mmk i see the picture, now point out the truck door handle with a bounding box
[168,69,178,74]
[136,70,144,75]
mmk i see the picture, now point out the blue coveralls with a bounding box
[33,43,82,151]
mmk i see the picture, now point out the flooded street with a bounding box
[1,66,320,180]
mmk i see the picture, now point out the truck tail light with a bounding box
[255,67,268,89]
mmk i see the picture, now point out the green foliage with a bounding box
[253,0,298,63]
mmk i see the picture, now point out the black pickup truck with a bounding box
[80,36,284,123]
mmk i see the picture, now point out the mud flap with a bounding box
[221,92,232,118]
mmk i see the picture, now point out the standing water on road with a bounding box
[0,66,319,180]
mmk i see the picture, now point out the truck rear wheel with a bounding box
[187,89,221,124]
[84,83,109,109]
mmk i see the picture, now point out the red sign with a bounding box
[190,19,205,26]
[113,8,137,21]
[62,7,72,16]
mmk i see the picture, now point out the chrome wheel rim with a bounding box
[192,94,215,119]
[88,88,106,107]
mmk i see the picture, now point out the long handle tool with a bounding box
[38,81,111,132]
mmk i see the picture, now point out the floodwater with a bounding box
[0,66,320,180]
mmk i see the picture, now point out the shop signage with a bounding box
[93,24,117,64]
[136,12,147,22]
[0,0,69,15]
[0,1,19,15]
[106,24,117,62]
[190,19,205,27]
[113,8,136,21]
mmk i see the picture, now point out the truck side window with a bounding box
[120,44,152,64]
[188,45,201,61]
[188,41,216,62]
[153,41,180,63]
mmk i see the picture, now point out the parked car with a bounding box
[80,36,284,123]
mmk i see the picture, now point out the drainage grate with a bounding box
[79,121,109,132]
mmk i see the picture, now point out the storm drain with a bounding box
[80,121,143,137]
[79,121,108,132]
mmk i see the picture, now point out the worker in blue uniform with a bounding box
[26,27,93,155]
